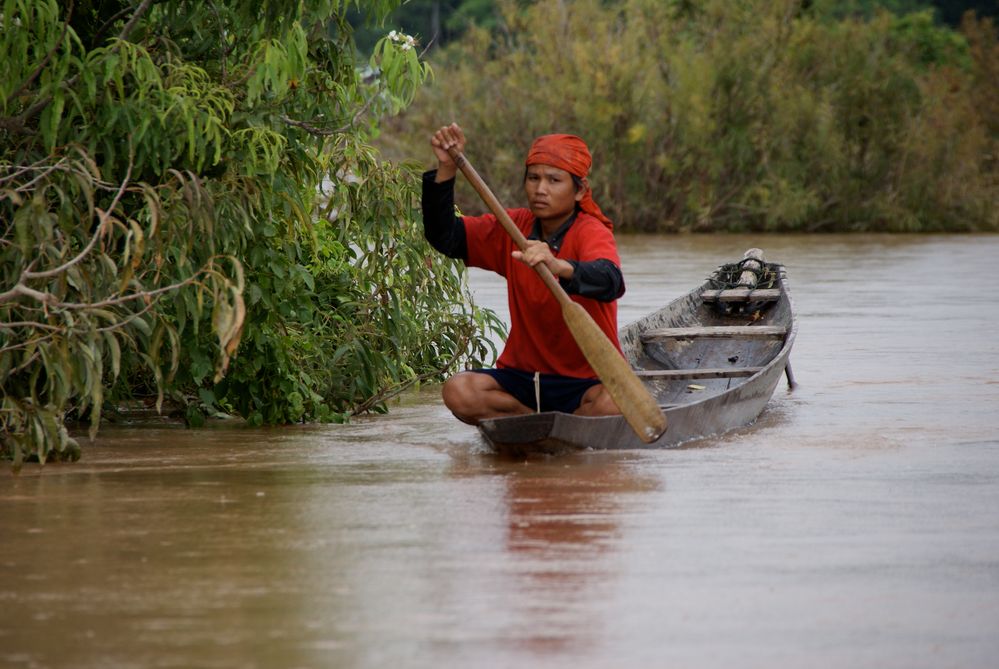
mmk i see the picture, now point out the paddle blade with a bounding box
[561,301,667,443]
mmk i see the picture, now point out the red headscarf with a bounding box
[525,134,613,230]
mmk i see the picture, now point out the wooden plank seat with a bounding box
[640,325,787,342]
[635,367,764,379]
[700,288,781,303]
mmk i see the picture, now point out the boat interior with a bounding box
[619,249,793,408]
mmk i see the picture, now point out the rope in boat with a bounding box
[705,259,782,316]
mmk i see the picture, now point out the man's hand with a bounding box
[512,240,574,279]
[431,123,466,182]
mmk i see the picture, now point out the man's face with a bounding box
[524,163,584,224]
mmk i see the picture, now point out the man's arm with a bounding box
[421,170,467,260]
[559,259,624,302]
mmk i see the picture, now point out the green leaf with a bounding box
[105,332,121,380]
[198,387,216,406]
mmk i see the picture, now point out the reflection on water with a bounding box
[3,235,999,669]
[497,459,660,656]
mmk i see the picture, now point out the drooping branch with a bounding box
[280,37,433,139]
[9,158,71,194]
[61,272,204,310]
[281,94,379,137]
[118,0,156,44]
[96,299,157,333]
[349,324,469,415]
[89,6,136,48]
[0,283,58,306]
[4,1,75,106]
[0,152,141,311]
[0,0,157,136]
[0,155,64,186]
[280,114,339,137]
[23,154,133,281]
[0,321,63,332]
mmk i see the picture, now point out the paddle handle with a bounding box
[446,149,570,307]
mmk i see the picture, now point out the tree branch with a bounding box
[0,155,136,307]
[0,321,63,332]
[22,155,132,281]
[119,0,156,43]
[0,283,59,306]
[10,158,70,193]
[96,299,157,332]
[62,273,202,310]
[349,330,467,415]
[0,154,60,186]
[281,91,379,137]
[89,5,135,47]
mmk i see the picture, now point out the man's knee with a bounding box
[576,384,620,417]
[441,374,470,413]
[441,371,531,423]
[442,372,490,420]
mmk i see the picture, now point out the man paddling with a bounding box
[422,123,625,424]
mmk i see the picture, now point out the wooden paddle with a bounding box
[446,147,667,443]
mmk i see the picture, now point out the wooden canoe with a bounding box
[477,249,797,457]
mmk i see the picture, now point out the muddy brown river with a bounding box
[3,235,998,668]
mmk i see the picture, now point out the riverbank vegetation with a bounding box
[388,0,999,232]
[1,0,502,467]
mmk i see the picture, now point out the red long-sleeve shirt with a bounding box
[461,207,623,378]
[422,170,624,379]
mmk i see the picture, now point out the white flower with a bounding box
[388,30,398,40]
[400,43,412,51]
[405,35,416,47]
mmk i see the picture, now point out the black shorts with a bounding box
[473,368,601,414]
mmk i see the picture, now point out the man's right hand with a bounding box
[431,123,466,182]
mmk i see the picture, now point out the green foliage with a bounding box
[389,0,998,233]
[446,0,504,33]
[2,0,501,467]
[888,9,972,67]
[810,0,999,27]
[809,0,936,19]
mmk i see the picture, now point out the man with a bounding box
[422,123,624,424]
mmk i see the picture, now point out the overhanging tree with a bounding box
[1,0,501,467]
